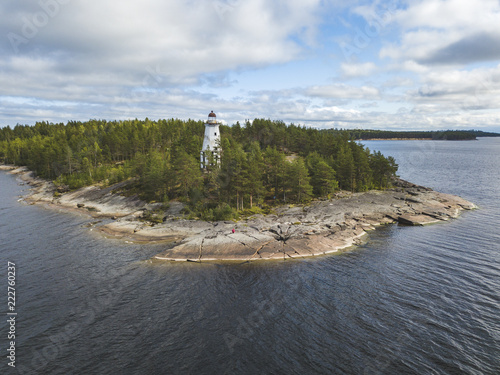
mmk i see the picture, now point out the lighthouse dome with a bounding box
[207,111,217,124]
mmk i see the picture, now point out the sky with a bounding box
[2,0,500,132]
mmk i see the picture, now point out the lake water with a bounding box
[0,139,499,374]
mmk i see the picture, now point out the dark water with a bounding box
[1,139,499,374]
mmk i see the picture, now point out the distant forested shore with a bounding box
[0,119,398,221]
[340,129,500,141]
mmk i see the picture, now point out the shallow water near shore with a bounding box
[1,138,499,374]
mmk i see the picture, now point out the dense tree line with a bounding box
[466,130,500,137]
[0,118,398,220]
[341,129,490,140]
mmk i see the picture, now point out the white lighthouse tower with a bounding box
[200,111,221,168]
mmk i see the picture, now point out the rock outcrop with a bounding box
[2,165,476,262]
[152,187,475,261]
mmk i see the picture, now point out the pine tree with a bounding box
[286,157,313,203]
[306,152,338,197]
[263,146,287,202]
[244,142,265,208]
[370,151,398,188]
[219,141,247,210]
[351,143,372,191]
[313,160,338,196]
[171,150,202,199]
[336,144,355,191]
[141,149,168,201]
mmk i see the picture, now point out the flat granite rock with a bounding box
[151,188,476,261]
[397,214,441,226]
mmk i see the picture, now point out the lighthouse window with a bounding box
[214,132,217,136]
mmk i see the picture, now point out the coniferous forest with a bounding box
[0,118,398,220]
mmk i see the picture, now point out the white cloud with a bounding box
[0,0,327,125]
[407,64,500,111]
[340,62,377,77]
[394,0,496,30]
[381,0,500,65]
[1,0,321,87]
[305,83,380,99]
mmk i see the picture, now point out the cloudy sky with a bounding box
[2,0,500,131]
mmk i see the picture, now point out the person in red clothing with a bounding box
[232,229,235,233]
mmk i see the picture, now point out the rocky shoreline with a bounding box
[1,165,477,262]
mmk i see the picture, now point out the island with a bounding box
[2,165,475,262]
[0,117,477,261]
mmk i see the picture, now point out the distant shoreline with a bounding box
[1,164,477,262]
[358,138,433,141]
[340,129,500,141]
[358,138,480,141]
